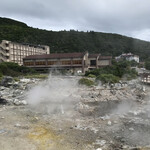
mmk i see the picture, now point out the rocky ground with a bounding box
[0,75,150,150]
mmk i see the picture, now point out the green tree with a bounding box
[0,17,150,59]
[145,60,150,70]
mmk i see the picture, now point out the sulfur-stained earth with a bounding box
[0,105,95,150]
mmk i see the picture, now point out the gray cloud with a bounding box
[0,0,150,41]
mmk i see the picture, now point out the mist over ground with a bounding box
[26,75,81,114]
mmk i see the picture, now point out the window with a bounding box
[24,62,34,66]
[61,60,71,65]
[72,60,82,64]
[47,61,57,65]
[90,60,96,66]
[35,61,46,65]
[5,44,9,47]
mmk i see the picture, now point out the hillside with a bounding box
[0,17,150,60]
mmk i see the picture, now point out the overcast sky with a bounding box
[1,0,150,41]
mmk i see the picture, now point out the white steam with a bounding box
[111,100,135,115]
[26,75,80,114]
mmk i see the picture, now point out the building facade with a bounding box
[23,52,112,73]
[88,54,100,69]
[98,56,112,67]
[0,40,50,65]
[0,46,7,63]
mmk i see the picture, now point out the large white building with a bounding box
[115,53,139,63]
[0,40,50,65]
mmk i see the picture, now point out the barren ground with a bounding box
[0,76,150,150]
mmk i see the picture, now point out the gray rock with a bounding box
[14,123,21,127]
[13,99,27,105]
[21,100,28,105]
[107,121,112,126]
[0,76,13,87]
[12,82,21,89]
[13,90,22,96]
[0,98,7,104]
[13,99,22,106]
[0,129,7,134]
[0,86,6,91]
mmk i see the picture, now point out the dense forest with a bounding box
[0,17,150,60]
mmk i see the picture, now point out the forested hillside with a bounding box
[0,17,150,60]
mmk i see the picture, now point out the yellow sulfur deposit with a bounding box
[28,126,69,150]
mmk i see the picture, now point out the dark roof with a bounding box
[99,56,112,60]
[141,73,150,78]
[23,52,86,60]
[89,54,100,58]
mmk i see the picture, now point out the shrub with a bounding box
[0,63,8,74]
[25,74,48,79]
[0,62,36,77]
[87,74,96,78]
[85,69,101,76]
[0,71,3,77]
[96,74,120,84]
[123,68,138,80]
[78,78,95,86]
[85,60,138,81]
[145,61,150,70]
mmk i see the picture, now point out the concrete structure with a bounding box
[23,52,112,73]
[115,53,139,63]
[88,54,100,69]
[0,40,50,65]
[98,56,112,67]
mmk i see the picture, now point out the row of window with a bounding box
[10,54,35,57]
[24,60,82,66]
[10,51,45,55]
[9,46,46,51]
[24,62,34,66]
[62,60,71,65]
[10,56,25,60]
[72,60,82,64]
[35,61,46,65]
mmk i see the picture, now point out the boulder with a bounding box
[13,99,27,106]
[0,98,7,105]
[13,99,21,105]
[0,76,13,87]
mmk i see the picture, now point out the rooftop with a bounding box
[23,52,87,60]
[89,54,100,58]
[99,56,112,60]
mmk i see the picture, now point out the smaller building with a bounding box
[115,53,139,63]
